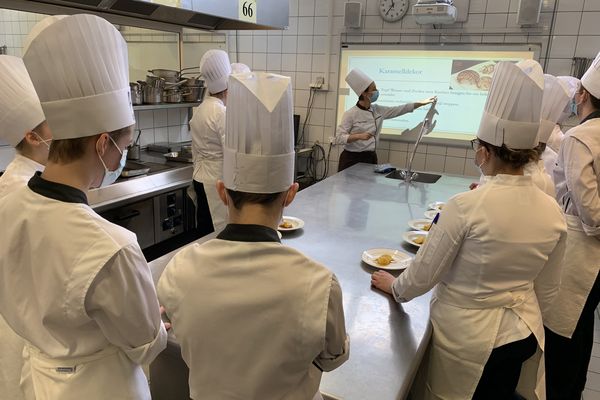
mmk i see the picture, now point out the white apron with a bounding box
[544,215,600,338]
[193,159,226,232]
[25,344,150,400]
[422,283,545,400]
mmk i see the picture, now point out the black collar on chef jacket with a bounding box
[581,110,600,125]
[217,223,281,243]
[28,171,88,205]
[356,101,371,111]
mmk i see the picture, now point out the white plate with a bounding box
[408,219,433,231]
[361,248,413,270]
[402,231,429,248]
[427,201,446,211]
[278,216,305,232]
[424,209,439,220]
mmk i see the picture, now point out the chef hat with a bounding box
[200,50,232,94]
[345,68,373,96]
[581,51,600,98]
[22,15,67,55]
[23,14,134,140]
[223,72,295,194]
[557,76,580,123]
[231,63,251,74]
[538,74,571,143]
[0,56,45,147]
[477,60,544,149]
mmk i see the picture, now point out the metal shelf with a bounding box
[133,102,202,111]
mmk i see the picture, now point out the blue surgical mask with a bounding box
[370,90,379,103]
[570,99,578,117]
[98,137,127,187]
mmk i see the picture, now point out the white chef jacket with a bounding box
[0,153,43,400]
[547,112,600,338]
[335,102,414,152]
[524,159,556,198]
[547,125,565,154]
[158,224,349,400]
[190,96,225,184]
[394,174,567,399]
[0,153,43,200]
[542,146,559,183]
[0,173,167,399]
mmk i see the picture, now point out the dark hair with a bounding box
[478,139,537,169]
[581,85,600,110]
[226,189,284,210]
[48,126,132,164]
[533,142,547,161]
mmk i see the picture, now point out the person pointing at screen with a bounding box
[334,68,436,172]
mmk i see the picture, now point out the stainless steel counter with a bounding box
[88,151,193,212]
[147,164,474,400]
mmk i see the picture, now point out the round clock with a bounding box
[379,0,409,23]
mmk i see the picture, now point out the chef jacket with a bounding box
[190,96,226,184]
[546,112,600,338]
[0,154,43,200]
[158,224,349,400]
[394,174,567,399]
[524,159,556,198]
[0,172,167,399]
[335,102,414,152]
[547,125,564,153]
[0,153,43,400]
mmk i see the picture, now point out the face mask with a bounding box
[32,131,52,150]
[571,99,578,117]
[474,146,486,174]
[370,90,379,103]
[97,137,127,187]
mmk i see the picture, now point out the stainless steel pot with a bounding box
[146,75,165,89]
[148,69,180,83]
[130,82,143,105]
[144,86,162,104]
[182,76,204,87]
[163,89,183,103]
[183,86,205,103]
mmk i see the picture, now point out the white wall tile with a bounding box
[267,53,282,71]
[297,17,315,35]
[282,54,297,71]
[314,16,330,35]
[315,0,331,16]
[153,110,168,128]
[547,58,573,75]
[470,0,488,13]
[296,53,313,72]
[549,35,577,58]
[238,52,254,68]
[484,13,508,28]
[389,150,408,167]
[446,146,467,157]
[281,36,298,53]
[298,0,315,16]
[252,35,267,52]
[267,35,282,52]
[486,0,510,13]
[312,35,328,54]
[139,129,155,147]
[579,11,600,35]
[557,0,584,11]
[138,110,154,130]
[425,154,446,173]
[154,127,169,143]
[238,35,253,52]
[289,0,299,16]
[463,13,485,28]
[575,36,600,58]
[297,35,313,53]
[444,156,466,174]
[584,0,600,11]
[553,12,582,35]
[168,125,182,142]
[252,53,267,71]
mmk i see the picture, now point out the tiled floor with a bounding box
[583,310,600,399]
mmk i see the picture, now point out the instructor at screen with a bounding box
[334,68,436,172]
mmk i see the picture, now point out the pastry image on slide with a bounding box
[450,60,497,91]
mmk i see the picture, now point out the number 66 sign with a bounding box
[239,0,257,23]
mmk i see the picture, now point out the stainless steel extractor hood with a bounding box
[1,0,288,30]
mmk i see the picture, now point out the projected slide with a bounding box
[338,47,537,141]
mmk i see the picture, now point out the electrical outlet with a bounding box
[309,76,326,89]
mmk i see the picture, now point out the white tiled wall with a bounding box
[226,0,600,177]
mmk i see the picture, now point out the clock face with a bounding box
[379,0,409,22]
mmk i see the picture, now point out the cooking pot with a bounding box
[183,86,205,103]
[148,69,180,83]
[163,89,185,103]
[144,86,162,104]
[130,82,143,105]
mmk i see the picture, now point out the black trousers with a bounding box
[193,180,215,238]
[545,272,600,400]
[337,150,378,172]
[472,333,537,400]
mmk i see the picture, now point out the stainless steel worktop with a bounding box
[148,164,474,400]
[89,151,193,212]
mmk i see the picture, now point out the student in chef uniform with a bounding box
[0,14,167,399]
[335,68,436,171]
[546,76,580,154]
[372,61,567,400]
[158,72,349,400]
[523,72,572,197]
[231,62,251,74]
[544,51,600,400]
[0,55,51,400]
[190,49,232,236]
